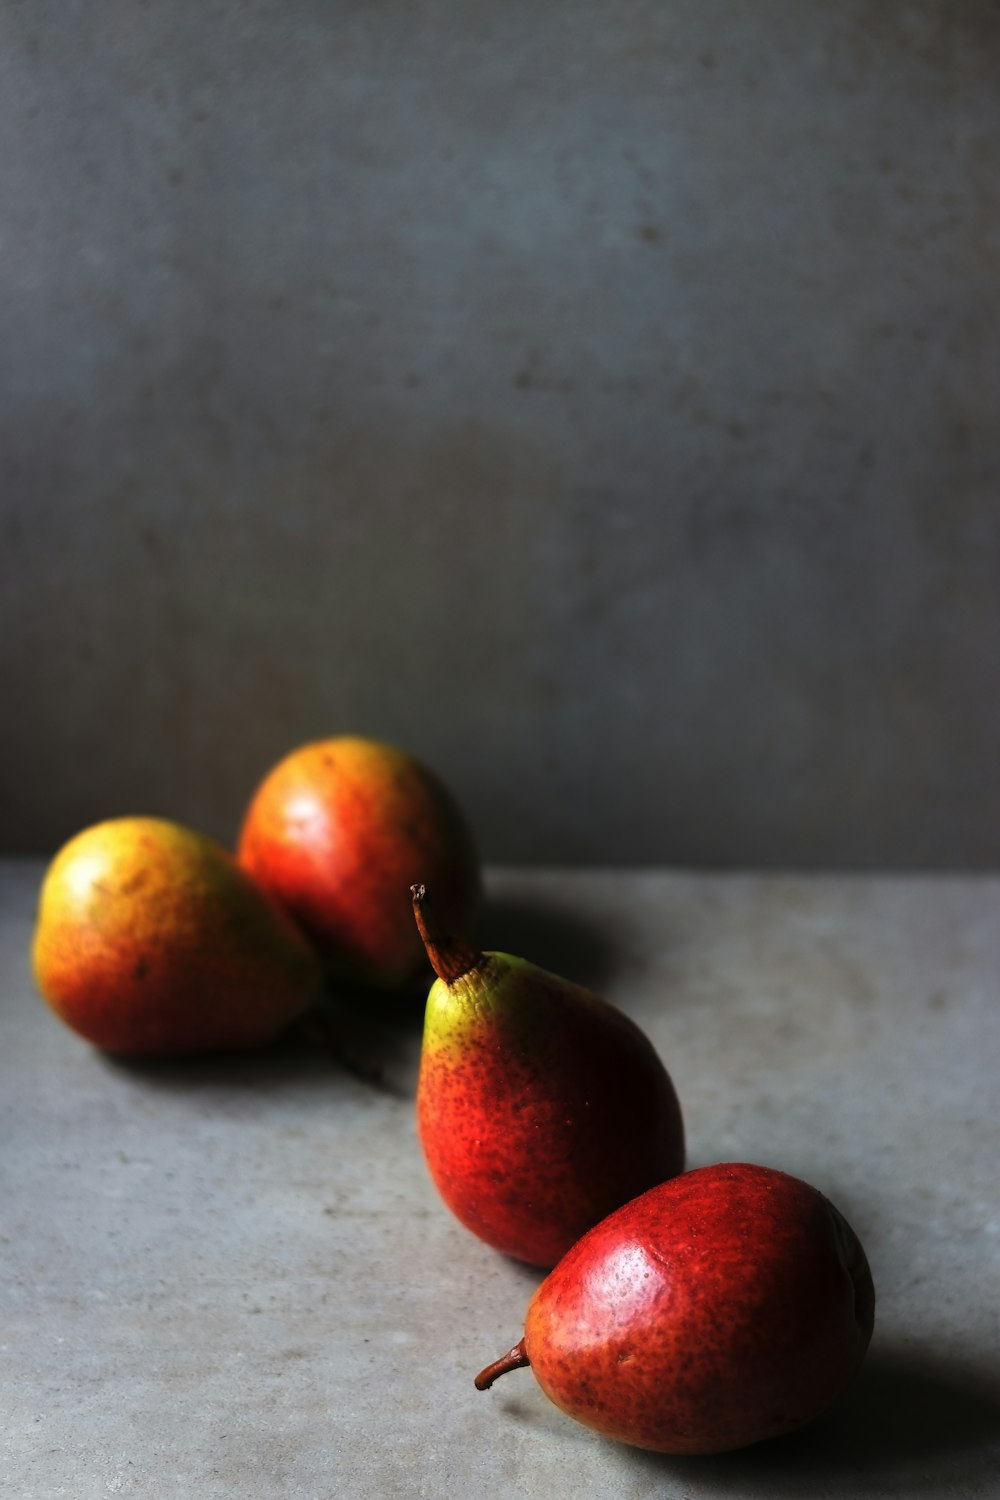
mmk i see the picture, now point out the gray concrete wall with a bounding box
[3,0,1000,865]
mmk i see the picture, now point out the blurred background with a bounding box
[2,0,999,866]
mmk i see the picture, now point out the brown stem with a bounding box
[474,1339,531,1391]
[410,883,484,985]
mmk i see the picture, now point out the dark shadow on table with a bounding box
[476,893,620,991]
[621,1345,1000,1496]
[97,984,425,1099]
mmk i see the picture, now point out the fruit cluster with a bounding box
[31,736,875,1456]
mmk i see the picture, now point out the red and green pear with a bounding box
[33,817,322,1056]
[413,885,685,1269]
[237,737,480,988]
[476,1162,876,1453]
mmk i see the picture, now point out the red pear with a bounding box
[32,817,323,1056]
[475,1163,875,1453]
[413,885,685,1268]
[237,737,480,988]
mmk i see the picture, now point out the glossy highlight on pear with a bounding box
[475,1163,876,1454]
[413,885,685,1268]
[32,817,323,1056]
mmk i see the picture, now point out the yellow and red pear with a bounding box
[413,885,685,1268]
[238,737,480,987]
[33,817,322,1056]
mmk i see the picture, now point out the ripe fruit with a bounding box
[475,1163,875,1453]
[237,738,480,987]
[413,884,685,1268]
[32,817,322,1056]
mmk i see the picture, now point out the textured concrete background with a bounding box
[3,0,1000,863]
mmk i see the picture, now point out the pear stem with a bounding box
[410,883,484,985]
[474,1339,531,1391]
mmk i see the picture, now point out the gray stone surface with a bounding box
[3,2,1000,865]
[2,859,999,1497]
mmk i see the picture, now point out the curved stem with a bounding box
[474,1339,531,1391]
[410,883,484,985]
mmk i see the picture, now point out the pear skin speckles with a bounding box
[416,951,685,1267]
[519,1163,875,1453]
[33,817,322,1056]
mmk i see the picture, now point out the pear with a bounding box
[412,884,684,1268]
[475,1162,876,1453]
[237,737,481,988]
[33,817,323,1056]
